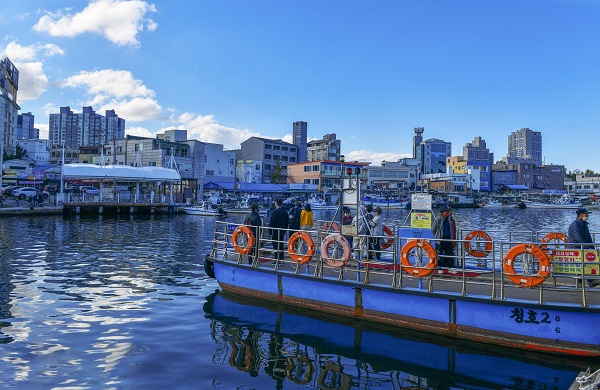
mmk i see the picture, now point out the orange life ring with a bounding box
[321,233,351,268]
[503,243,551,288]
[464,230,493,257]
[540,232,568,248]
[232,225,256,255]
[285,356,314,385]
[380,225,394,250]
[400,239,438,277]
[288,231,315,264]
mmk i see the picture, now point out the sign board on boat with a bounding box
[552,249,600,275]
[410,211,432,229]
[411,194,432,210]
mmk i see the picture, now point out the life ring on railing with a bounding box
[232,225,255,255]
[320,233,351,268]
[321,221,340,235]
[285,356,314,385]
[380,225,394,250]
[288,231,315,264]
[464,230,493,257]
[503,243,551,288]
[400,239,438,277]
[540,232,568,248]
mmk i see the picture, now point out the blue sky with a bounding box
[2,0,600,171]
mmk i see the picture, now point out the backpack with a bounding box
[288,206,301,229]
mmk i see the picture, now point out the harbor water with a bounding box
[1,207,600,389]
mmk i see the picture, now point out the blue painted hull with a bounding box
[213,260,600,356]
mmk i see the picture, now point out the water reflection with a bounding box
[204,290,596,389]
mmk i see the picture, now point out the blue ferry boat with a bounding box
[205,181,600,357]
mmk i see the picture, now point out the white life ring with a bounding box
[320,233,351,268]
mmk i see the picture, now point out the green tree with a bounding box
[585,169,596,175]
[270,159,285,184]
[2,143,27,161]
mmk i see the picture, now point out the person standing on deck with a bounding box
[431,206,457,267]
[299,204,313,230]
[288,201,302,233]
[269,198,289,262]
[568,207,598,287]
[368,207,383,260]
[352,205,369,260]
[342,207,354,250]
[244,203,262,262]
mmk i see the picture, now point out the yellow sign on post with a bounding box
[552,249,600,275]
[410,211,432,229]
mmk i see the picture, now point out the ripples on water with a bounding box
[0,209,598,388]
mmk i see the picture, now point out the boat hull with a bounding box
[212,260,600,357]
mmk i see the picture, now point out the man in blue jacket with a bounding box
[568,207,597,287]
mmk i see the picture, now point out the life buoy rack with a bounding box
[288,231,315,264]
[400,239,438,277]
[503,243,551,288]
[380,225,394,250]
[464,230,493,258]
[285,356,314,385]
[321,233,351,268]
[232,225,255,255]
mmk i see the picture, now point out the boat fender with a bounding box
[320,233,351,268]
[503,243,551,288]
[464,230,493,258]
[288,231,315,264]
[400,239,438,277]
[204,254,215,278]
[232,225,256,255]
[380,225,394,250]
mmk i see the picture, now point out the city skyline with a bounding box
[2,0,600,171]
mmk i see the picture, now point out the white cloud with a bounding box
[36,123,49,139]
[33,0,157,47]
[63,69,161,121]
[126,126,155,138]
[169,112,259,147]
[43,103,60,116]
[0,41,64,101]
[345,150,410,166]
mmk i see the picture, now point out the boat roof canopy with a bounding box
[62,163,181,181]
[204,181,288,192]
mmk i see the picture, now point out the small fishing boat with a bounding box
[361,195,409,209]
[309,194,337,210]
[204,183,600,357]
[181,202,228,217]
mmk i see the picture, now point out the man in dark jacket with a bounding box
[288,201,302,232]
[269,197,289,262]
[568,207,597,287]
[244,203,262,261]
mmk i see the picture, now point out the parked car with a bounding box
[12,187,50,200]
[79,186,100,196]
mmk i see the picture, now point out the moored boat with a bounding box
[181,202,228,217]
[205,187,600,357]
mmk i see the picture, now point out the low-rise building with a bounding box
[287,160,368,192]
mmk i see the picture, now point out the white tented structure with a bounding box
[61,164,181,204]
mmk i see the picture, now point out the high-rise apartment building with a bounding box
[293,121,307,162]
[463,136,494,163]
[307,133,341,162]
[17,112,38,140]
[49,106,125,148]
[416,138,452,174]
[504,128,542,166]
[0,57,20,155]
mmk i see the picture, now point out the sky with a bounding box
[2,0,600,172]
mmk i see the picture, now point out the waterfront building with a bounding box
[49,106,125,148]
[17,139,51,166]
[307,133,341,162]
[412,127,424,159]
[503,128,542,166]
[50,144,79,165]
[287,160,368,192]
[491,162,564,192]
[17,112,38,140]
[235,159,263,184]
[0,57,20,156]
[203,142,236,183]
[239,137,297,183]
[292,121,307,163]
[565,174,600,195]
[463,136,494,163]
[415,138,452,174]
[367,160,412,191]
